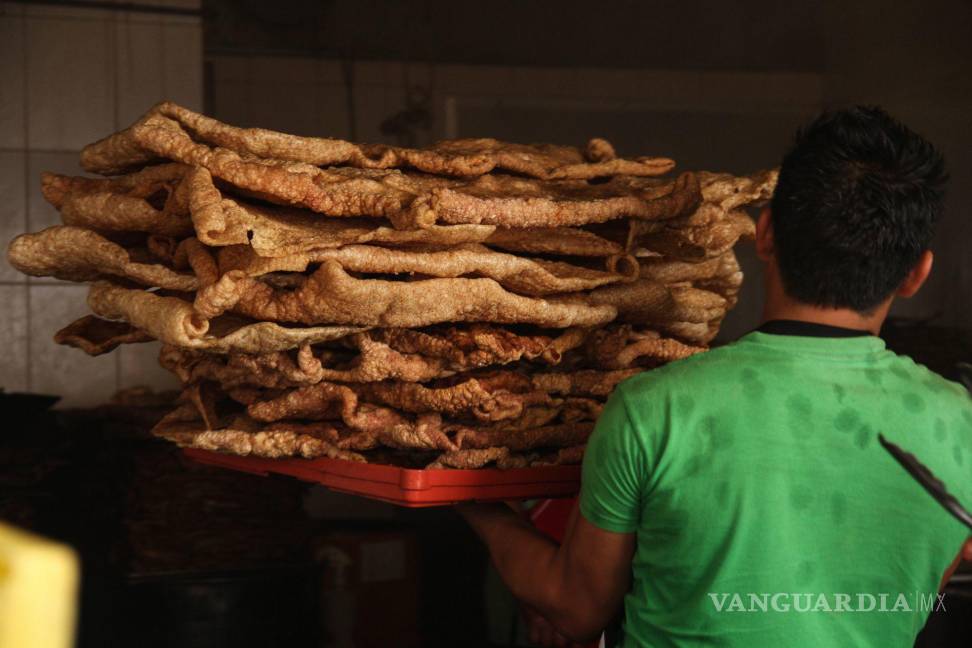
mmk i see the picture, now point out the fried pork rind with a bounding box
[185,166,495,254]
[159,324,586,390]
[420,170,701,228]
[585,325,706,369]
[160,397,590,466]
[354,377,551,422]
[8,226,198,291]
[624,168,775,260]
[483,226,624,258]
[54,314,153,355]
[82,102,675,180]
[82,113,690,229]
[371,325,587,368]
[426,442,587,469]
[84,281,364,353]
[688,251,743,310]
[426,447,514,469]
[244,376,532,427]
[9,100,771,472]
[630,209,755,260]
[84,113,453,228]
[193,260,617,328]
[637,252,728,284]
[216,242,633,296]
[41,165,193,237]
[532,444,587,467]
[529,368,642,398]
[588,278,726,326]
[152,404,365,461]
[455,422,594,452]
[698,169,778,210]
[243,368,630,428]
[244,382,459,451]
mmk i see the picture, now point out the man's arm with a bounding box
[940,538,972,591]
[457,500,634,642]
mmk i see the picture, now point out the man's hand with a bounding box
[940,537,972,591]
[457,501,634,641]
[523,606,586,648]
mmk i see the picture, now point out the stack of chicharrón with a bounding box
[7,102,775,469]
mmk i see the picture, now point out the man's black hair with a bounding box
[770,105,947,313]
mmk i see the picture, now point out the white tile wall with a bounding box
[0,0,202,405]
[25,12,116,150]
[28,284,118,406]
[0,284,28,393]
[26,151,86,232]
[209,80,251,130]
[115,13,165,126]
[118,341,179,393]
[0,151,26,282]
[0,7,26,149]
[161,17,203,109]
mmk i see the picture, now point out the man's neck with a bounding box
[761,298,888,336]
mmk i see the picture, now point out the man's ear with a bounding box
[897,250,933,298]
[755,207,774,261]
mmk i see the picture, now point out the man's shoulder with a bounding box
[884,351,971,409]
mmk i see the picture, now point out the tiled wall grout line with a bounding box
[21,7,30,392]
[1,3,201,403]
[110,8,121,393]
[0,148,85,154]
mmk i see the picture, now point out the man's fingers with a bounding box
[528,623,540,645]
[538,623,554,646]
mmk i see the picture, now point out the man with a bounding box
[458,106,972,647]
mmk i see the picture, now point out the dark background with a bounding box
[200,0,972,343]
[0,1,970,646]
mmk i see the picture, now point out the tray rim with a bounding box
[182,448,581,507]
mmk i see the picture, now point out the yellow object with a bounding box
[0,523,78,648]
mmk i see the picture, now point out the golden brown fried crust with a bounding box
[425,171,701,228]
[159,324,588,391]
[83,101,674,180]
[698,169,778,210]
[529,368,642,398]
[85,281,365,353]
[15,103,777,469]
[637,253,727,284]
[8,226,198,291]
[630,209,755,260]
[152,407,365,461]
[245,381,459,451]
[352,376,548,422]
[484,226,625,258]
[532,444,587,466]
[588,278,727,326]
[215,242,630,296]
[193,261,617,328]
[426,447,513,469]
[585,325,707,369]
[372,325,586,368]
[41,165,193,237]
[457,422,594,452]
[426,442,587,469]
[82,112,687,229]
[54,315,153,356]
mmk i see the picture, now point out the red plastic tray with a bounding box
[183,448,581,507]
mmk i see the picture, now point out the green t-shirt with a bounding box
[580,330,972,648]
